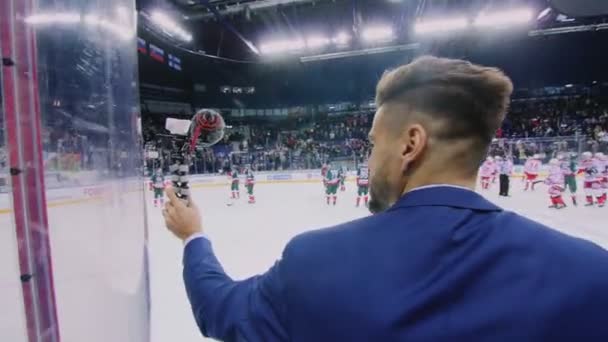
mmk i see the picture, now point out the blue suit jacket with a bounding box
[183,186,608,341]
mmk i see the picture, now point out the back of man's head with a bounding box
[375,56,513,174]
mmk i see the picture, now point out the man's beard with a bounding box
[368,176,392,214]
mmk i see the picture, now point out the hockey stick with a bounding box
[162,109,225,203]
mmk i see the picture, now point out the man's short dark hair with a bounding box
[376,56,513,167]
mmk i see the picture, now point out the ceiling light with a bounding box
[414,17,469,34]
[306,35,331,49]
[260,39,305,54]
[537,7,552,21]
[361,25,395,43]
[332,32,351,46]
[474,8,533,28]
[150,10,192,42]
[25,12,81,25]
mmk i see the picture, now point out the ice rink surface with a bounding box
[148,179,607,342]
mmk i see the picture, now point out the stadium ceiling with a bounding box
[138,0,608,61]
[173,0,322,20]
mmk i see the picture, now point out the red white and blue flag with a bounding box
[137,37,147,54]
[149,44,165,62]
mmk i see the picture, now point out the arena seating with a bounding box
[140,93,607,174]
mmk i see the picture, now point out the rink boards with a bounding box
[0,165,556,214]
[0,170,326,213]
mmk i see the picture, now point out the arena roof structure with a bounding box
[137,0,608,61]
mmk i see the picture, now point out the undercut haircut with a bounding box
[376,56,513,168]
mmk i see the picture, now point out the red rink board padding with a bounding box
[1,0,60,341]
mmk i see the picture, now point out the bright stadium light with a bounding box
[150,10,192,42]
[84,14,101,25]
[537,7,552,21]
[306,35,331,49]
[260,38,305,55]
[100,18,135,40]
[474,8,533,28]
[414,17,469,34]
[361,25,395,43]
[556,14,575,22]
[25,12,81,24]
[332,31,351,46]
[116,5,129,18]
[85,14,134,41]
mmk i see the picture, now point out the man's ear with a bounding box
[401,123,428,173]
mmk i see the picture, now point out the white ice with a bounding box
[147,179,608,342]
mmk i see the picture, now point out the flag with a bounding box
[168,53,181,71]
[149,44,165,62]
[137,37,147,54]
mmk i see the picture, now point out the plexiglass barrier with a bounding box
[1,0,149,341]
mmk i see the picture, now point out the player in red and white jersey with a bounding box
[491,155,499,184]
[545,159,566,209]
[523,155,542,191]
[596,152,608,181]
[595,152,607,205]
[579,152,605,207]
[479,157,495,190]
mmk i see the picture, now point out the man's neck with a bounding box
[401,175,476,196]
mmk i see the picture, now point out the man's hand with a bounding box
[163,187,203,241]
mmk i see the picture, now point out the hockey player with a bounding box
[595,152,607,205]
[545,158,567,209]
[245,167,255,204]
[321,162,330,178]
[479,157,495,190]
[491,156,499,184]
[338,166,346,192]
[324,168,340,205]
[356,164,370,207]
[321,162,329,188]
[230,167,240,199]
[523,154,542,191]
[150,168,165,208]
[579,152,604,207]
[560,153,578,206]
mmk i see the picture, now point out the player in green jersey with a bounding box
[150,168,165,207]
[324,169,340,205]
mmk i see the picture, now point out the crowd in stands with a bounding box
[2,94,607,177]
[0,113,141,178]
[38,124,138,176]
[143,94,608,174]
[143,110,373,173]
[502,96,608,139]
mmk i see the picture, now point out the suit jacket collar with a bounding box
[388,185,502,212]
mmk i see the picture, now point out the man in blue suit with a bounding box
[163,56,608,341]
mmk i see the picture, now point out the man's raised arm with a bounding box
[164,187,289,341]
